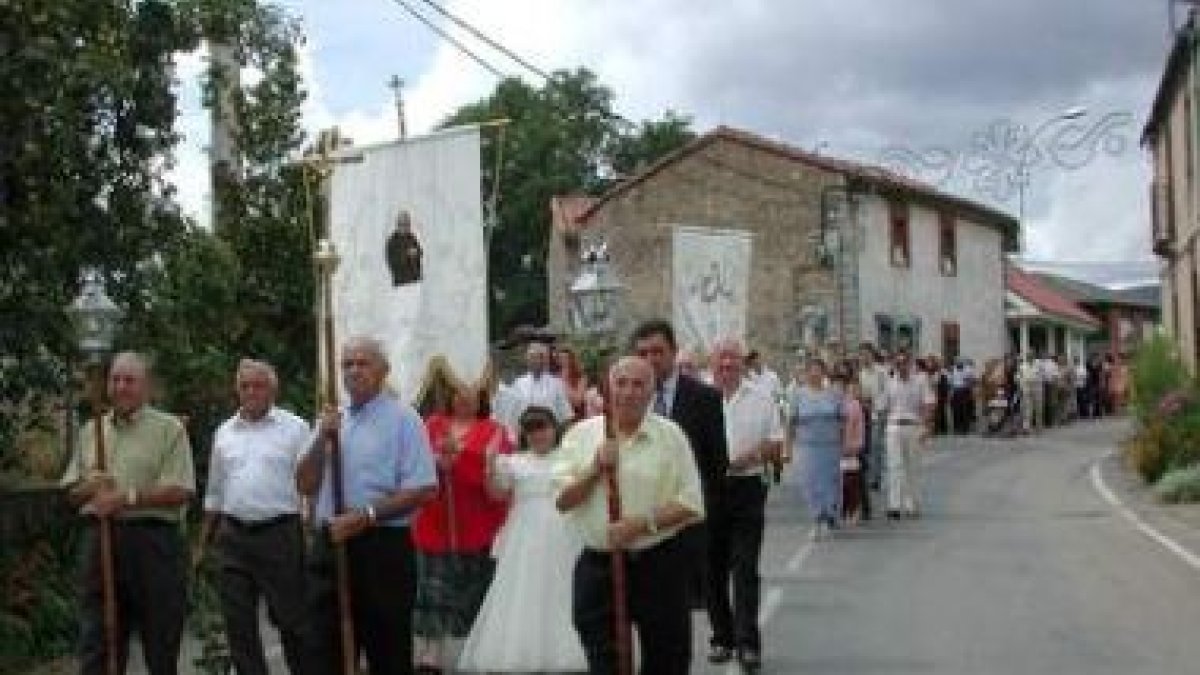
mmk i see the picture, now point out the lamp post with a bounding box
[569,240,626,340]
[66,269,123,675]
[819,185,853,357]
[1016,106,1087,252]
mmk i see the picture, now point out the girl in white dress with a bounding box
[458,406,588,672]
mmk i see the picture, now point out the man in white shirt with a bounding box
[508,341,574,427]
[857,344,889,503]
[1019,353,1044,432]
[199,359,311,675]
[745,350,782,400]
[877,350,935,519]
[705,339,783,669]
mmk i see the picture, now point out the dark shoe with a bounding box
[708,645,734,664]
[739,648,763,670]
[886,510,902,520]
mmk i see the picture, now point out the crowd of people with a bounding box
[59,322,1130,675]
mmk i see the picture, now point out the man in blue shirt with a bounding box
[297,336,438,675]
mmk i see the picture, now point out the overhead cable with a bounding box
[388,0,506,78]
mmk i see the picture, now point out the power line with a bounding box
[414,0,552,81]
[387,0,506,79]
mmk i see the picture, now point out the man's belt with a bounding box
[223,513,300,531]
[888,418,921,426]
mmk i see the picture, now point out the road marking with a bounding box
[1090,459,1200,573]
[719,530,814,674]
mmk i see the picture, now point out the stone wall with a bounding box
[551,137,843,372]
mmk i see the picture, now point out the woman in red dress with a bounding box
[413,383,513,673]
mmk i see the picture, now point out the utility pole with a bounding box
[210,40,242,233]
[388,75,408,140]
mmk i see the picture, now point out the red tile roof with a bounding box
[1006,264,1101,329]
[550,195,597,234]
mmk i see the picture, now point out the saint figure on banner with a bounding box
[386,210,424,286]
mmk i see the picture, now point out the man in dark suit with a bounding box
[631,321,729,627]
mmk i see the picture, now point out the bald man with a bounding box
[555,356,704,674]
[61,352,196,675]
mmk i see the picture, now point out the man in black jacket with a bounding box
[631,321,729,619]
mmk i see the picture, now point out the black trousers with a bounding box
[676,521,709,609]
[707,476,768,652]
[78,520,188,675]
[307,526,416,675]
[951,388,973,434]
[573,536,691,674]
[215,515,308,675]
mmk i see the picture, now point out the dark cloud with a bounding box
[590,0,1168,260]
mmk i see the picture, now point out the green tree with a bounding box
[607,109,696,177]
[0,0,197,463]
[438,70,694,339]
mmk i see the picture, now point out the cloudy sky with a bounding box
[172,0,1176,285]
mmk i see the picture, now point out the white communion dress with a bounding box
[458,451,588,672]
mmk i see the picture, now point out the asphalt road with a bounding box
[692,419,1200,675]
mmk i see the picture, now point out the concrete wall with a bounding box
[855,194,1006,363]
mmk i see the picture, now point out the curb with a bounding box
[1090,454,1200,573]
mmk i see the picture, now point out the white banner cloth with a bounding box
[672,225,752,353]
[328,127,487,404]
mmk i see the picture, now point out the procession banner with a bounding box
[328,126,488,404]
[671,225,752,354]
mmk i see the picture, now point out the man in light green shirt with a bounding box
[60,352,195,675]
[555,356,703,674]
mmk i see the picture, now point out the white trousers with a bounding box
[885,424,923,513]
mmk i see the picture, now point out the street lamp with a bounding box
[1017,106,1088,251]
[68,270,124,361]
[569,240,626,338]
[65,268,123,675]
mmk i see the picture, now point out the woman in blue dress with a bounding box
[790,358,845,538]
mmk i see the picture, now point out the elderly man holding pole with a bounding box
[555,356,704,675]
[297,336,438,675]
[61,352,195,675]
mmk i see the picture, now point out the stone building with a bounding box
[1144,10,1199,371]
[547,126,1018,370]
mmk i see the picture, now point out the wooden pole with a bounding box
[601,364,633,675]
[88,361,119,675]
[317,250,358,675]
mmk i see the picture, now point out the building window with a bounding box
[889,201,910,268]
[942,322,961,363]
[939,211,957,276]
[876,315,894,353]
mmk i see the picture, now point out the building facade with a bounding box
[1145,11,1200,371]
[547,127,1017,370]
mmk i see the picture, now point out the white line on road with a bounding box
[721,530,815,674]
[1090,459,1200,573]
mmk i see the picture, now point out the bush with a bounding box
[1154,464,1200,504]
[1129,335,1190,426]
[0,521,81,673]
[1122,336,1200,482]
